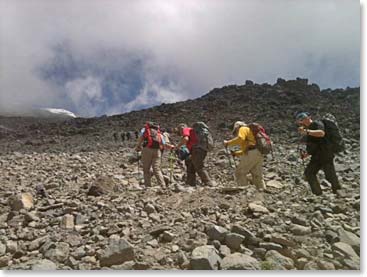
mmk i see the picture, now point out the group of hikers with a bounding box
[113,130,139,143]
[131,111,344,196]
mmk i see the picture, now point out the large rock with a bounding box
[44,242,70,263]
[8,193,33,211]
[266,180,284,189]
[264,250,294,270]
[190,245,221,270]
[270,234,296,247]
[225,233,245,251]
[332,242,360,260]
[221,253,260,270]
[231,224,255,239]
[0,242,6,256]
[259,242,283,251]
[32,259,57,270]
[0,256,10,268]
[87,176,116,196]
[248,203,269,214]
[206,225,229,242]
[99,237,135,267]
[337,228,360,254]
[60,214,74,229]
[289,224,311,235]
[28,236,49,251]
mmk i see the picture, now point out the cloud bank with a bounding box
[0,0,360,117]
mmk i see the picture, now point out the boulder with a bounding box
[221,253,260,270]
[0,242,6,256]
[332,242,359,260]
[32,259,57,270]
[206,225,229,242]
[289,224,311,235]
[87,176,116,196]
[265,250,294,270]
[225,233,245,251]
[60,214,74,229]
[337,228,360,254]
[8,193,33,211]
[99,238,135,267]
[190,245,221,270]
[44,242,70,263]
[248,203,269,214]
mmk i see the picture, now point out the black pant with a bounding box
[185,148,211,186]
[304,155,341,195]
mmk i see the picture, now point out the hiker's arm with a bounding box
[225,136,241,147]
[307,129,325,138]
[176,136,189,149]
[164,143,175,150]
[135,136,144,151]
[224,127,248,147]
[298,127,325,138]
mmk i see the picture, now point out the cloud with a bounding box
[0,0,360,117]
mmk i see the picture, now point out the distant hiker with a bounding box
[113,132,119,143]
[175,122,213,186]
[135,122,173,187]
[296,112,341,195]
[121,132,126,142]
[126,131,131,141]
[223,121,266,190]
[135,130,139,139]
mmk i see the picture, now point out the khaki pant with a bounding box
[185,148,212,186]
[235,149,265,189]
[142,147,165,187]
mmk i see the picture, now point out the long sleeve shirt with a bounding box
[227,126,256,156]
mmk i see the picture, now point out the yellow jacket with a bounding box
[227,126,256,156]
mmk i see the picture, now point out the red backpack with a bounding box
[143,122,162,149]
[248,123,273,155]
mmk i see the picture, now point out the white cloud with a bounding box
[0,0,360,116]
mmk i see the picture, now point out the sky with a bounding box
[0,0,360,117]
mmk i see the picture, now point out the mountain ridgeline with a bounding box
[0,78,360,154]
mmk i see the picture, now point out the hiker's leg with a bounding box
[322,158,341,193]
[185,158,196,186]
[235,154,253,187]
[250,150,266,190]
[304,158,322,195]
[191,148,211,186]
[152,149,166,187]
[142,147,153,186]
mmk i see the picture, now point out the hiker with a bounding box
[134,122,173,187]
[113,132,119,143]
[121,132,126,142]
[296,112,341,195]
[135,130,139,139]
[175,123,213,186]
[126,131,131,141]
[223,121,266,190]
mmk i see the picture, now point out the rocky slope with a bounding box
[0,78,360,270]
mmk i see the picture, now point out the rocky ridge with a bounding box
[0,78,360,270]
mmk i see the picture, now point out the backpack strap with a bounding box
[144,122,153,148]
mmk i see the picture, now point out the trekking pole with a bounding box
[137,151,141,175]
[169,150,174,184]
[225,146,235,168]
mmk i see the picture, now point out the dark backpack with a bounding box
[176,145,191,161]
[143,122,162,149]
[192,122,214,152]
[322,113,345,154]
[248,123,273,155]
